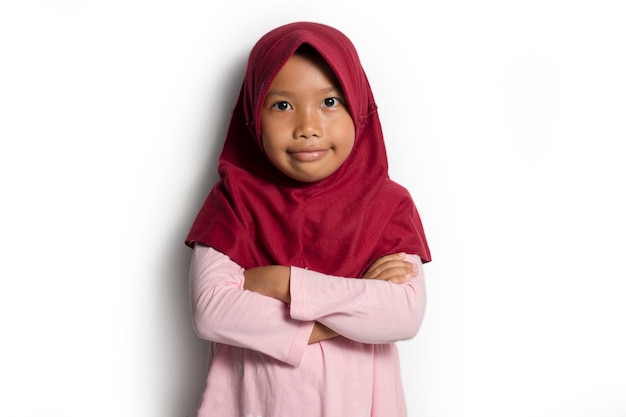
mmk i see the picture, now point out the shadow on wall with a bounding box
[162,54,248,417]
[161,242,211,417]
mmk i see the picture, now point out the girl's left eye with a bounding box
[322,97,341,108]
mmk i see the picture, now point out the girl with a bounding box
[186,21,431,417]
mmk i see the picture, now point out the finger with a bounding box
[365,261,418,281]
[364,260,408,279]
[364,253,406,278]
[372,263,418,282]
[368,253,406,270]
[386,274,413,284]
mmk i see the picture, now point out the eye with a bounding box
[322,97,342,108]
[271,101,292,111]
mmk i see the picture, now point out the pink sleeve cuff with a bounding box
[289,266,310,321]
[286,318,315,366]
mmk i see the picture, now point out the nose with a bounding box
[294,109,322,139]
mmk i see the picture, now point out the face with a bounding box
[260,52,356,183]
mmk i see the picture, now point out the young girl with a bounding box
[185,21,431,417]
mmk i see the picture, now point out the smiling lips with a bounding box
[288,149,329,162]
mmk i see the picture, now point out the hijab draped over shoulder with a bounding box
[186,21,430,277]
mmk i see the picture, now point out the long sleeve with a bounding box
[289,254,426,344]
[190,244,313,366]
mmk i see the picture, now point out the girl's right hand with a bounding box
[362,253,419,284]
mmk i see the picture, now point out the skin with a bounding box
[260,52,355,183]
[245,52,419,343]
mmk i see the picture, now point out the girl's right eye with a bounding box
[271,101,292,111]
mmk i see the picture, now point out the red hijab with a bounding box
[186,21,430,277]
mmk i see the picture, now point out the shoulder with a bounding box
[379,178,412,197]
[377,179,417,208]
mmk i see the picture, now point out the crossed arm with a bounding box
[243,253,420,344]
[191,245,425,364]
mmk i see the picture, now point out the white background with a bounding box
[1,0,625,416]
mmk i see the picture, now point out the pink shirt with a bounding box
[190,245,426,417]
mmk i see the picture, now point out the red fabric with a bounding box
[185,21,430,277]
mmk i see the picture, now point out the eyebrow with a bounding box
[265,86,341,97]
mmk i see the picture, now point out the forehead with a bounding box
[267,53,342,93]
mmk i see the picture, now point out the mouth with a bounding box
[288,148,329,162]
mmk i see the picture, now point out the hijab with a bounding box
[185,21,430,277]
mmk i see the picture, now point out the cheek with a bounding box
[260,134,283,168]
[261,132,281,153]
[260,112,274,152]
[260,118,280,154]
[343,122,356,152]
[260,117,285,151]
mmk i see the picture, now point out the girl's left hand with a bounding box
[363,253,418,284]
